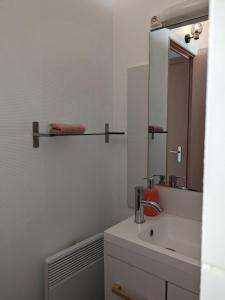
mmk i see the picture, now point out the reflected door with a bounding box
[187,49,207,192]
[167,55,190,188]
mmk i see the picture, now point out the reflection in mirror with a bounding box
[148,20,208,192]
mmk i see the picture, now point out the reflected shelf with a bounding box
[149,130,168,140]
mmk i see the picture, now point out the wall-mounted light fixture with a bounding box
[185,23,203,43]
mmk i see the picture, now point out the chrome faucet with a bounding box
[134,186,162,224]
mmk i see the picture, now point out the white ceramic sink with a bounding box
[104,213,201,266]
[137,214,201,260]
[105,213,202,294]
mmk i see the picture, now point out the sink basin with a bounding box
[104,213,201,266]
[105,213,201,295]
[137,215,201,260]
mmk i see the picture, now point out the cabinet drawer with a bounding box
[167,283,199,300]
[105,256,165,300]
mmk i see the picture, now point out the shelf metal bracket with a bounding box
[33,121,39,148]
[105,123,109,143]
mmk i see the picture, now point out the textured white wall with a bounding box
[148,29,169,179]
[127,65,149,208]
[111,0,190,222]
[200,0,225,299]
[0,0,113,299]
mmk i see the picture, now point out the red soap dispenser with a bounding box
[144,178,160,217]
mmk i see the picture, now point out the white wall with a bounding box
[148,29,169,179]
[127,65,149,208]
[200,0,225,299]
[149,29,169,129]
[111,0,191,222]
[0,1,113,299]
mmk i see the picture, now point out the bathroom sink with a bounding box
[137,215,201,260]
[105,213,202,295]
[105,213,201,266]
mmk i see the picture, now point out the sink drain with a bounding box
[165,247,176,252]
[149,229,154,237]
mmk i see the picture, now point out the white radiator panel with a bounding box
[45,233,104,300]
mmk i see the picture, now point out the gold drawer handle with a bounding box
[112,283,137,300]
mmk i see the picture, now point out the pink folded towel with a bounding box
[49,123,86,134]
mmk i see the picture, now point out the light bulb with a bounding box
[191,23,203,40]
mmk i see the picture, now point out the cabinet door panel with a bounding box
[105,256,165,300]
[167,283,199,300]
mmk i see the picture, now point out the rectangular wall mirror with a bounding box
[148,19,208,192]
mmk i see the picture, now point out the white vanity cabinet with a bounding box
[104,240,200,300]
[167,283,199,300]
[105,256,165,300]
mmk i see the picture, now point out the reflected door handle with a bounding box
[169,146,182,163]
[112,283,138,300]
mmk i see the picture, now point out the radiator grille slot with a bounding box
[45,233,104,289]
